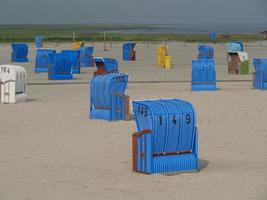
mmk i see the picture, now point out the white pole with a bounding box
[73,32,75,42]
[104,32,107,51]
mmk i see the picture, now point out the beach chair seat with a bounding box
[198,45,214,59]
[93,57,119,76]
[11,44,28,62]
[0,65,27,103]
[48,53,73,80]
[227,51,249,75]
[79,46,94,68]
[90,73,130,121]
[35,48,56,73]
[61,50,80,74]
[123,42,136,61]
[35,36,44,48]
[191,59,216,91]
[253,58,267,90]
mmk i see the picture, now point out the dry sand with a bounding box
[0,42,267,199]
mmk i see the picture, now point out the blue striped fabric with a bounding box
[35,36,43,48]
[11,44,29,62]
[79,46,94,68]
[35,49,56,73]
[48,53,73,80]
[90,73,129,121]
[198,45,214,59]
[153,153,197,174]
[191,59,216,91]
[123,42,136,61]
[61,50,80,74]
[132,98,198,174]
[253,58,267,90]
[94,57,119,74]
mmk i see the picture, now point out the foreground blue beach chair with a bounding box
[198,45,214,59]
[191,59,216,91]
[132,98,198,174]
[61,50,80,74]
[253,58,267,90]
[93,57,119,76]
[90,73,129,121]
[123,42,136,61]
[79,46,94,67]
[35,49,56,73]
[11,44,29,62]
[48,53,73,80]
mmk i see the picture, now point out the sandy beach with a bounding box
[0,42,267,200]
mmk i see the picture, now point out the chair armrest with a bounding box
[132,129,153,173]
[133,129,152,138]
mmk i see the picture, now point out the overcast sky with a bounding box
[0,0,266,24]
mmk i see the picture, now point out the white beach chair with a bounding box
[0,65,27,104]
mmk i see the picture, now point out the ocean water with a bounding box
[106,23,267,34]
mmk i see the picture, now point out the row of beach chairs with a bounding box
[2,41,267,175]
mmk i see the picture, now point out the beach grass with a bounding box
[0,24,264,43]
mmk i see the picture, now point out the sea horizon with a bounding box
[0,23,266,34]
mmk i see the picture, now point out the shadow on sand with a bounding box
[198,159,209,171]
[26,98,39,103]
[162,159,209,176]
